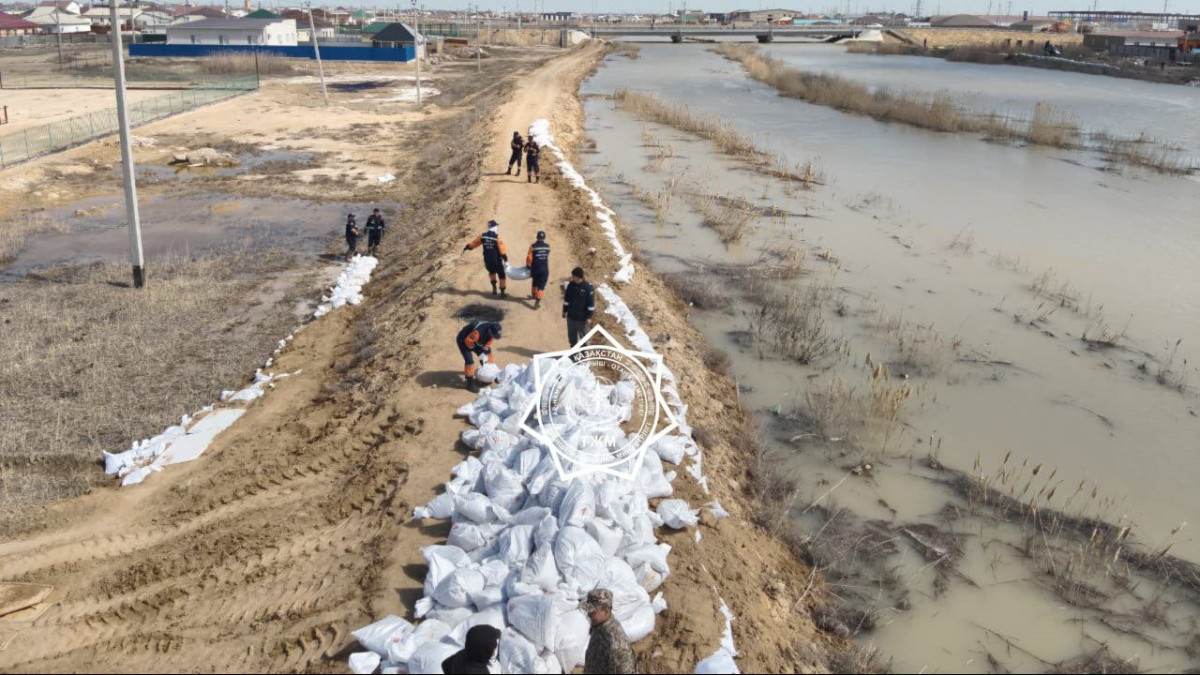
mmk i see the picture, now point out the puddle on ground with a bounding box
[3,193,397,280]
[117,150,315,183]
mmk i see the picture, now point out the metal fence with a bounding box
[0,75,256,168]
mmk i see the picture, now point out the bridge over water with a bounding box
[572,24,859,43]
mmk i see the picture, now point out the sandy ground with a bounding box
[0,88,167,133]
[0,44,838,672]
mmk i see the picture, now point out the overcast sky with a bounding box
[335,1,1199,16]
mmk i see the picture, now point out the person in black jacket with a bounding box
[344,213,358,260]
[526,230,550,309]
[442,624,500,674]
[505,131,523,176]
[563,266,595,347]
[364,208,386,256]
[524,137,540,183]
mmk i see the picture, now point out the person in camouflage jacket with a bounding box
[581,588,637,674]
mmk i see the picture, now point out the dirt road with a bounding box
[0,44,836,673]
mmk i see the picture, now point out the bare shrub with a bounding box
[687,188,758,244]
[1101,133,1197,175]
[1153,338,1189,391]
[745,281,839,365]
[662,271,731,310]
[612,88,824,185]
[611,42,641,59]
[825,642,892,674]
[702,344,733,376]
[1027,102,1079,148]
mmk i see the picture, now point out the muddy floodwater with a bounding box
[581,43,1200,672]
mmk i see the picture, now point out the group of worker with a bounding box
[441,589,636,674]
[506,130,541,183]
[457,218,595,390]
[344,208,388,260]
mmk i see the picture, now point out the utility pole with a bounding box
[54,11,64,66]
[411,0,421,105]
[306,2,328,105]
[110,0,145,288]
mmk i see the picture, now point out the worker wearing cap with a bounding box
[526,230,550,309]
[581,589,637,674]
[364,208,386,257]
[506,131,524,176]
[463,220,509,297]
[456,320,501,391]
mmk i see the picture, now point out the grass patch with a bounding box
[0,212,69,265]
[196,53,297,76]
[0,250,306,538]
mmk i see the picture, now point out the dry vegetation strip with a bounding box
[612,88,824,186]
[0,252,306,537]
[715,43,1196,175]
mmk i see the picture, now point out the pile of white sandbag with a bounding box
[350,359,703,674]
[314,254,378,318]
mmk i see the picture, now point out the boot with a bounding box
[500,287,507,297]
[527,174,532,183]
[506,167,511,175]
[465,378,480,392]
[515,169,520,177]
[535,297,541,309]
[491,281,498,296]
[535,175,540,183]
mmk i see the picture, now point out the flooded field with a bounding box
[580,43,1200,672]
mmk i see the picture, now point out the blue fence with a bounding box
[129,43,415,62]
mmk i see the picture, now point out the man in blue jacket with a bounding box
[563,266,595,347]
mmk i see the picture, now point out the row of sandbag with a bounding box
[350,359,701,674]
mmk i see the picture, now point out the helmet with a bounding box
[488,322,502,340]
[487,220,499,229]
[537,230,546,241]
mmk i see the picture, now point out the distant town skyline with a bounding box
[226,0,1200,19]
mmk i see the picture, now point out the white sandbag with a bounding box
[388,618,450,664]
[415,492,455,520]
[446,605,506,644]
[558,480,596,528]
[454,455,486,484]
[508,505,552,528]
[455,493,499,524]
[610,380,636,408]
[505,264,532,280]
[508,594,557,651]
[657,499,700,529]
[706,501,730,519]
[653,435,692,465]
[619,601,656,642]
[586,519,624,557]
[533,513,559,552]
[351,614,413,657]
[348,651,381,674]
[624,543,672,575]
[521,547,559,591]
[434,567,485,609]
[635,563,665,593]
[447,522,488,552]
[469,408,500,429]
[497,629,551,674]
[476,362,502,384]
[594,479,636,518]
[512,448,543,479]
[426,605,474,627]
[652,591,667,613]
[553,609,591,672]
[483,463,527,512]
[637,452,673,498]
[406,638,459,675]
[537,478,570,512]
[695,650,740,674]
[495,524,535,568]
[553,527,607,592]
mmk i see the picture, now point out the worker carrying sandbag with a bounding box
[456,320,501,391]
[463,220,509,297]
[581,589,638,674]
[526,230,550,309]
[506,131,524,176]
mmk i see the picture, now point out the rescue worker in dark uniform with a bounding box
[526,230,550,309]
[344,213,358,260]
[563,266,595,347]
[364,208,386,257]
[524,137,540,183]
[463,220,509,297]
[456,320,501,391]
[505,131,523,176]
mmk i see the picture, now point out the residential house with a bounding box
[243,8,278,20]
[36,0,79,14]
[371,22,424,58]
[0,10,39,34]
[165,17,297,45]
[1083,30,1184,51]
[23,4,91,32]
[280,8,334,41]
